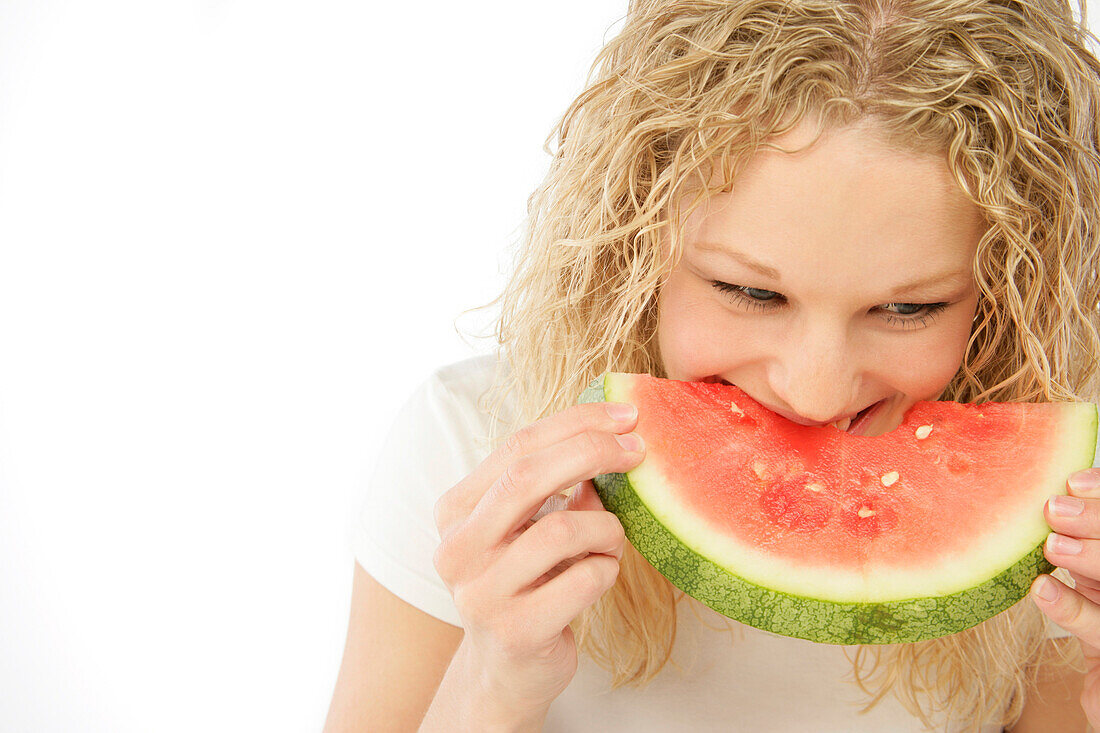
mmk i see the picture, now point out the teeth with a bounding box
[829,417,852,431]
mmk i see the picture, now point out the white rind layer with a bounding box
[626,393,1098,602]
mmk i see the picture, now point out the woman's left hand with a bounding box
[1030,467,1100,727]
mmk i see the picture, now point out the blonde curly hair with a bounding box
[462,0,1100,729]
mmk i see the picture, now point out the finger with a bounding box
[1030,573,1100,662]
[518,553,622,640]
[1042,468,1100,539]
[465,428,643,549]
[1043,532,1100,585]
[434,401,638,537]
[1074,583,1100,607]
[520,480,609,540]
[1082,668,1100,732]
[566,480,609,512]
[1068,569,1100,591]
[490,509,626,596]
[527,481,601,527]
[1067,468,1100,498]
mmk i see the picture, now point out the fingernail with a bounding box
[1047,532,1083,555]
[615,432,644,452]
[1050,495,1084,516]
[1069,470,1100,493]
[606,403,637,422]
[1033,575,1060,602]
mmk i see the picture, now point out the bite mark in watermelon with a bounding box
[576,372,1099,644]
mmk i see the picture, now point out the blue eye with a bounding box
[710,282,782,314]
[709,280,950,329]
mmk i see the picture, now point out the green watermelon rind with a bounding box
[577,373,1094,645]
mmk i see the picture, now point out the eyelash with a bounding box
[709,281,950,330]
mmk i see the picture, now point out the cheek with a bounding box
[657,273,747,378]
[875,308,976,399]
[656,281,696,377]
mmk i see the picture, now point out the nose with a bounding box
[767,320,860,425]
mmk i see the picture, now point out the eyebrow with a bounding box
[693,242,972,297]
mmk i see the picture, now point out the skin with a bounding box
[653,115,1095,728]
[1031,471,1100,729]
[656,115,984,435]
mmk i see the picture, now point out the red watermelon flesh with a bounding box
[577,372,1099,644]
[640,379,1051,567]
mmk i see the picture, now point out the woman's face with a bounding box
[656,118,986,437]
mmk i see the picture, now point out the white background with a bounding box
[0,1,627,730]
[2,2,1098,732]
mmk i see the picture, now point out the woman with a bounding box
[328,0,1100,729]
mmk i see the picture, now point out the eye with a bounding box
[879,302,949,328]
[709,281,950,329]
[710,282,778,313]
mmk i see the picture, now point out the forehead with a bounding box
[681,118,985,283]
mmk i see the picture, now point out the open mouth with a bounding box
[845,400,884,435]
[710,377,885,435]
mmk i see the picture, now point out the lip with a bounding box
[708,378,884,429]
[759,403,867,428]
[845,398,889,436]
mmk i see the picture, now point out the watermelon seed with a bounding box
[730,401,744,416]
[751,460,768,479]
[915,424,933,439]
[805,481,824,493]
[858,506,876,518]
[880,471,900,487]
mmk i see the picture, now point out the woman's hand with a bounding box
[1030,466,1100,727]
[431,400,645,727]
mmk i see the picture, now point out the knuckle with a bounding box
[452,581,486,626]
[503,425,536,459]
[432,537,455,582]
[579,558,610,594]
[540,511,580,549]
[433,480,465,535]
[451,583,474,618]
[601,556,622,587]
[605,513,626,543]
[432,495,449,534]
[497,457,535,499]
[577,429,608,463]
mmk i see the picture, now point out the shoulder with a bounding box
[427,352,501,406]
[393,351,516,459]
[360,352,513,518]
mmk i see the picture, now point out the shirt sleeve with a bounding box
[348,370,491,629]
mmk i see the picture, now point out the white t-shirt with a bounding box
[350,352,1073,733]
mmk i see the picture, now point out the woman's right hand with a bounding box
[431,400,646,724]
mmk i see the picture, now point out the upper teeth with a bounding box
[829,417,853,431]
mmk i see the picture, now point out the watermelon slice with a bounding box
[576,372,1099,645]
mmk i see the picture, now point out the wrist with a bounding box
[462,645,549,733]
[419,643,548,733]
